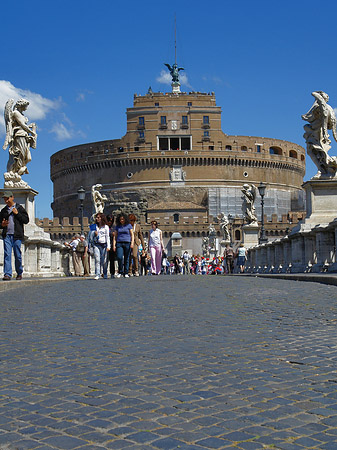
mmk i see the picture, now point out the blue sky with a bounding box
[1,0,337,218]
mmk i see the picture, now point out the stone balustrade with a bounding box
[246,218,337,274]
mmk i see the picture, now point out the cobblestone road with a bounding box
[1,276,337,450]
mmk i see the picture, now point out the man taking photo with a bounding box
[0,191,29,280]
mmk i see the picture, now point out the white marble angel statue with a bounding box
[241,184,258,225]
[218,212,230,242]
[91,184,108,215]
[202,236,209,258]
[302,91,337,177]
[3,98,37,188]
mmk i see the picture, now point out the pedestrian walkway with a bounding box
[0,276,337,449]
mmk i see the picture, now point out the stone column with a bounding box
[274,240,284,273]
[290,234,306,273]
[312,227,335,272]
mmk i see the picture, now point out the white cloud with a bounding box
[49,116,85,142]
[50,123,73,141]
[0,80,60,135]
[156,70,191,88]
[76,89,93,102]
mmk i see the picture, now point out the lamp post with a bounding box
[77,186,85,235]
[258,182,268,244]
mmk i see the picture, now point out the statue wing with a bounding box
[164,63,172,72]
[3,98,14,151]
[251,184,257,203]
[178,67,184,72]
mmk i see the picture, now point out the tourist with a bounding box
[107,215,116,278]
[0,191,29,281]
[113,213,134,278]
[92,213,110,280]
[182,250,190,275]
[149,221,164,275]
[236,243,248,273]
[173,254,181,274]
[128,214,145,277]
[224,243,235,274]
[77,235,90,277]
[65,235,82,277]
[140,248,148,276]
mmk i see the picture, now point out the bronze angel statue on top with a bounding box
[164,63,184,83]
[3,98,37,188]
[302,91,337,178]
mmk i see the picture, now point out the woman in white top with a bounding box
[236,243,247,273]
[149,221,164,275]
[93,213,110,280]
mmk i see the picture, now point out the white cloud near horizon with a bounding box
[49,114,86,141]
[156,70,191,88]
[0,80,61,135]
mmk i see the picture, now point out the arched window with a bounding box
[269,146,282,155]
[241,146,248,151]
[289,150,297,159]
[225,145,232,150]
[235,229,241,241]
[173,213,179,223]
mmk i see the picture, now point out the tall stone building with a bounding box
[50,86,305,253]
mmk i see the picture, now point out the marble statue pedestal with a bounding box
[302,179,337,228]
[242,224,259,248]
[0,188,62,277]
[0,188,49,239]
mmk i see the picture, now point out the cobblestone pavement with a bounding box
[1,276,337,450]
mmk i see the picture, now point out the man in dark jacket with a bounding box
[0,191,29,280]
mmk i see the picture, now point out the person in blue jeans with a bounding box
[0,191,29,281]
[113,213,134,278]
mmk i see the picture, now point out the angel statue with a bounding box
[241,184,258,225]
[3,98,37,188]
[91,184,108,215]
[218,212,230,242]
[208,223,216,248]
[164,62,184,83]
[302,91,337,178]
[201,236,209,258]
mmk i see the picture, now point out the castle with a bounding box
[49,80,306,254]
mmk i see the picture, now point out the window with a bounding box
[173,213,180,223]
[204,131,209,137]
[269,146,282,155]
[134,146,139,151]
[155,102,159,107]
[289,150,298,159]
[235,229,241,241]
[225,145,232,150]
[118,147,124,153]
[139,117,144,126]
[188,102,192,106]
[209,146,214,150]
[160,116,167,125]
[182,115,188,124]
[256,145,261,153]
[241,146,247,151]
[139,131,144,139]
[158,136,191,151]
[203,116,209,124]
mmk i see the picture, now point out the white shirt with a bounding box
[96,225,110,248]
[149,228,162,247]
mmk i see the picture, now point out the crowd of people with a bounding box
[64,213,248,279]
